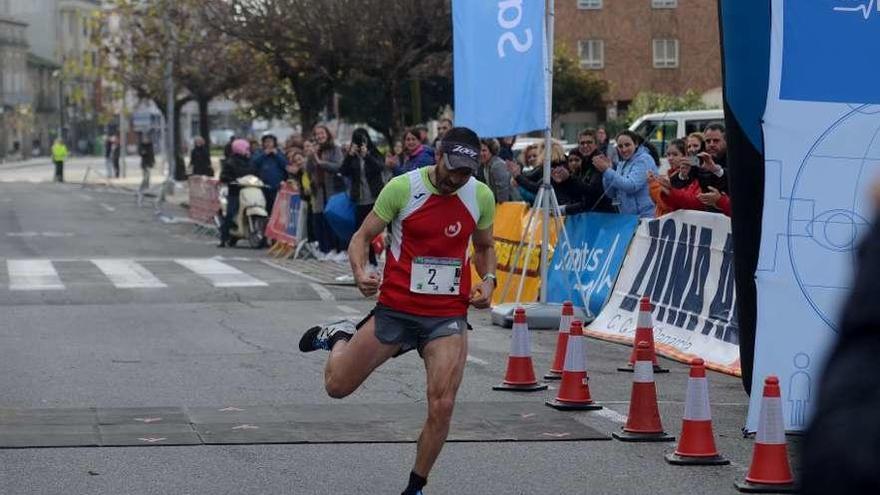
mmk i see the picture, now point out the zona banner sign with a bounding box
[546,212,639,318]
[586,210,740,375]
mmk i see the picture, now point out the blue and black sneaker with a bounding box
[298,320,356,352]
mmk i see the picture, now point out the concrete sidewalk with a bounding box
[0,155,194,208]
[0,155,154,184]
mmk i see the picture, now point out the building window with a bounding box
[577,0,602,9]
[653,39,679,68]
[652,0,678,8]
[578,39,604,69]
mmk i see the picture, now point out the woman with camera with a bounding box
[650,137,732,217]
[340,128,385,266]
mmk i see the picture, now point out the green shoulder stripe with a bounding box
[372,174,411,223]
[475,181,496,230]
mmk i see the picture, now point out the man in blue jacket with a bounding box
[251,134,289,221]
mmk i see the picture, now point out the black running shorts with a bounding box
[356,304,468,357]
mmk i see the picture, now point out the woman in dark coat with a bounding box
[340,128,385,266]
[306,125,345,258]
[138,136,155,192]
[190,136,213,177]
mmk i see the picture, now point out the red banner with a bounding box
[266,182,302,245]
[187,176,220,224]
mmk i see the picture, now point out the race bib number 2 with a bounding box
[410,257,462,295]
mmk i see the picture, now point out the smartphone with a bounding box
[688,155,700,167]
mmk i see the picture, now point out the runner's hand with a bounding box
[469,279,494,309]
[355,270,381,297]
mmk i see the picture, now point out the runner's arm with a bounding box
[347,175,408,296]
[470,226,497,309]
[470,183,497,307]
[348,212,387,297]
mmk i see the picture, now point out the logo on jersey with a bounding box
[444,221,462,237]
[413,193,427,200]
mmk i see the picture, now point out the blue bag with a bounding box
[324,191,356,243]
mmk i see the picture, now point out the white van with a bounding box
[628,109,725,157]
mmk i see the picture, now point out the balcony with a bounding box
[0,91,32,107]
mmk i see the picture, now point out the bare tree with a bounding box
[97,0,262,170]
[203,0,452,137]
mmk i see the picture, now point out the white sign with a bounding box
[586,211,740,375]
[747,0,879,432]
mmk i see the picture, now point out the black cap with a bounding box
[439,127,481,172]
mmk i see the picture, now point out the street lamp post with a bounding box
[162,6,176,197]
[52,70,64,143]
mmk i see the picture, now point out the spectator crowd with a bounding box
[178,118,732,260]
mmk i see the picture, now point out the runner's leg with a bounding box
[413,331,468,477]
[324,316,400,398]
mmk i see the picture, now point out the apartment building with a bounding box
[5,0,100,154]
[556,0,722,121]
[0,4,30,158]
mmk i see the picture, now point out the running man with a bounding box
[300,127,497,495]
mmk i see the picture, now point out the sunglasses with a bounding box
[579,140,595,145]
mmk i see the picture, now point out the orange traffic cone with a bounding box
[665,358,729,465]
[545,319,602,411]
[544,301,574,380]
[735,376,798,493]
[613,341,675,442]
[618,297,669,374]
[493,307,547,392]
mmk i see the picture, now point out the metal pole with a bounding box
[57,78,64,143]
[538,0,555,304]
[162,5,175,197]
[119,87,127,178]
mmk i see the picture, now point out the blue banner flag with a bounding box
[546,213,639,317]
[452,0,547,137]
[781,0,880,104]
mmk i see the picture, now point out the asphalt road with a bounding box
[0,171,790,494]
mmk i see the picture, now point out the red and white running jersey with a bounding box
[373,167,495,317]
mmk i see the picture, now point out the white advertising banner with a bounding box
[586,210,740,376]
[748,0,879,431]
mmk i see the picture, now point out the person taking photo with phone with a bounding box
[340,128,385,266]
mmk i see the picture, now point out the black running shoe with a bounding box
[298,320,356,352]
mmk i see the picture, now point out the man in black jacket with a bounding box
[565,129,616,215]
[190,136,214,177]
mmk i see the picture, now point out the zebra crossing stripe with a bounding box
[92,259,167,289]
[175,259,268,288]
[7,260,65,291]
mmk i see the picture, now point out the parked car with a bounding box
[628,109,725,158]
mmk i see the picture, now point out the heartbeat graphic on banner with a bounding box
[833,0,879,19]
